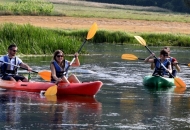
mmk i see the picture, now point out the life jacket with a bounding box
[152,58,170,77]
[51,60,69,82]
[0,55,19,76]
[168,57,177,77]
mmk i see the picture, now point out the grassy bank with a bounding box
[0,0,53,15]
[0,0,190,55]
[0,23,190,55]
[0,23,88,55]
[94,31,190,46]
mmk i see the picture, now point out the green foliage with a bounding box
[140,33,190,46]
[92,30,190,46]
[0,23,87,55]
[93,31,133,44]
[0,0,54,15]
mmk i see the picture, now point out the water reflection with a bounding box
[0,44,190,129]
[0,90,102,129]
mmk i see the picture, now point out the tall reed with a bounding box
[0,23,87,55]
[0,0,54,15]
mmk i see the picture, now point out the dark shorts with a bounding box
[2,75,26,81]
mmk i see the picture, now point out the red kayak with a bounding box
[0,79,103,96]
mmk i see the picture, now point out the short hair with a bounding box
[164,46,170,52]
[160,49,168,57]
[8,44,17,50]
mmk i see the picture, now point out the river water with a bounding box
[0,44,190,129]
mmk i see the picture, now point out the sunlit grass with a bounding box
[51,0,190,23]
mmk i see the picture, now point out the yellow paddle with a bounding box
[45,22,98,96]
[121,54,144,61]
[134,35,186,88]
[44,85,57,96]
[121,54,190,67]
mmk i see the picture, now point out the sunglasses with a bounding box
[56,55,63,58]
[11,49,17,52]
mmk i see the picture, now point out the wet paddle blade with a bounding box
[45,95,57,102]
[44,85,58,96]
[121,54,138,60]
[134,36,146,46]
[188,63,190,67]
[86,22,98,40]
[38,70,51,81]
[174,87,186,94]
[174,77,186,88]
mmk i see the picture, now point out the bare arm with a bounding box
[19,63,32,71]
[150,63,155,70]
[167,64,172,74]
[71,52,80,67]
[173,62,181,72]
[144,54,155,63]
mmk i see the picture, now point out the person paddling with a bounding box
[50,50,80,84]
[145,49,172,77]
[150,46,180,77]
[0,44,32,82]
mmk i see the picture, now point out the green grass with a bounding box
[0,0,190,55]
[0,0,54,15]
[1,0,190,22]
[50,0,190,23]
[0,23,89,55]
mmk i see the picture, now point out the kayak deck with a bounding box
[143,75,175,89]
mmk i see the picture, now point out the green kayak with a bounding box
[143,75,175,89]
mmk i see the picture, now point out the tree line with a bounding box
[84,0,190,13]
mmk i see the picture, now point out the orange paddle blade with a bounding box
[174,87,186,94]
[134,36,146,46]
[174,77,186,88]
[45,85,58,96]
[38,70,51,81]
[188,63,190,67]
[86,22,98,40]
[121,54,138,60]
[45,95,57,102]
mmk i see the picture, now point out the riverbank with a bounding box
[0,16,190,34]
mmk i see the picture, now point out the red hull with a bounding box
[0,80,103,96]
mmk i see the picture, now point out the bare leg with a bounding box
[10,77,16,82]
[68,74,80,83]
[22,78,28,82]
[61,76,70,83]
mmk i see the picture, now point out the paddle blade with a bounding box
[134,36,146,46]
[45,85,58,96]
[188,63,190,67]
[38,70,51,81]
[45,95,57,102]
[86,22,98,40]
[174,77,186,88]
[121,54,138,60]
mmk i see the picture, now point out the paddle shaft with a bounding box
[144,46,175,78]
[0,60,38,73]
[64,39,87,74]
[134,55,188,66]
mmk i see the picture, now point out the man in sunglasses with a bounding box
[0,44,32,82]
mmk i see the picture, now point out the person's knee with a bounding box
[22,78,28,82]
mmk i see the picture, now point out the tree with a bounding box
[184,0,190,8]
